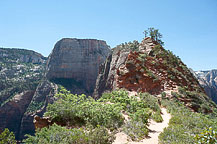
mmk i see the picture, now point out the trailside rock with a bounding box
[46,38,110,95]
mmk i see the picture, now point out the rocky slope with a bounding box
[0,48,47,139]
[94,38,202,97]
[46,38,110,95]
[94,37,216,113]
[194,69,217,103]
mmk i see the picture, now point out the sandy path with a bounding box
[113,108,171,144]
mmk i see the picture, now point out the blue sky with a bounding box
[0,0,217,71]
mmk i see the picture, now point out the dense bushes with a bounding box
[44,88,124,129]
[0,128,16,144]
[99,90,162,141]
[195,127,217,144]
[159,99,217,144]
[123,120,148,141]
[115,40,140,52]
[24,124,115,144]
[32,89,163,142]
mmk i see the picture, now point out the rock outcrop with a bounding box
[194,70,217,103]
[94,37,203,98]
[46,38,110,95]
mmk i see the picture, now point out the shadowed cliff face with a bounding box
[46,38,110,95]
[195,70,217,103]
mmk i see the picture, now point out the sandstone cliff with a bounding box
[46,38,110,95]
[194,69,217,103]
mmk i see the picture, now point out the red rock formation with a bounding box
[94,37,203,98]
[33,115,53,129]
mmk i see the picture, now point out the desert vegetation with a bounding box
[24,88,163,143]
[159,97,217,144]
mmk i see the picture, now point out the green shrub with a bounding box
[24,124,115,144]
[26,101,44,113]
[116,40,139,51]
[0,128,16,144]
[87,125,115,144]
[159,100,217,144]
[44,88,124,129]
[161,92,166,99]
[123,120,148,141]
[195,127,217,144]
[139,93,161,112]
[151,111,163,122]
[129,108,151,124]
[43,89,164,142]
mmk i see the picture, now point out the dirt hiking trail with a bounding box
[113,107,171,144]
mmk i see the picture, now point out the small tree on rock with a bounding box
[143,28,164,46]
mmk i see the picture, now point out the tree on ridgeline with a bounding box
[143,27,164,46]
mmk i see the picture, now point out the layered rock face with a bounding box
[94,37,203,98]
[47,38,110,95]
[194,70,217,103]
